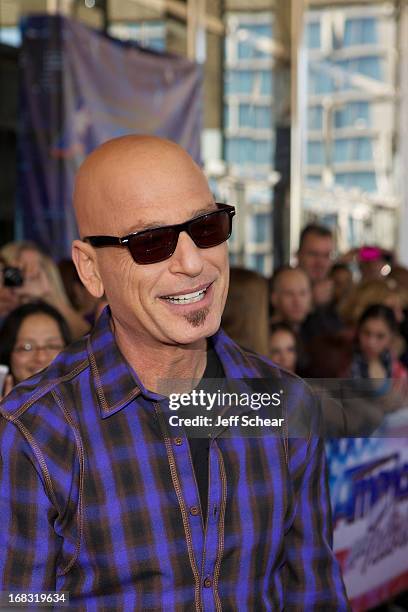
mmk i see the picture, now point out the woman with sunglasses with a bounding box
[0,301,71,398]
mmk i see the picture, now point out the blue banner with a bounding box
[18,15,202,259]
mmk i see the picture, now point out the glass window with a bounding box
[335,172,377,192]
[260,71,273,96]
[334,101,370,128]
[239,104,271,129]
[249,213,272,243]
[306,174,322,186]
[236,23,274,60]
[254,140,273,165]
[226,138,273,165]
[225,70,255,95]
[307,141,325,165]
[308,67,337,94]
[306,21,321,49]
[226,138,253,164]
[245,254,268,274]
[240,24,273,38]
[337,57,382,81]
[344,18,378,46]
[222,12,275,270]
[239,105,251,126]
[300,6,398,253]
[308,105,323,130]
[224,105,230,129]
[333,137,373,162]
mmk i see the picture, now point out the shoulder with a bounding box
[392,359,408,379]
[0,337,90,508]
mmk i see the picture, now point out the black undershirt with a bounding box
[188,343,224,521]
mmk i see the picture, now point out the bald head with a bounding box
[71,134,229,350]
[74,135,210,237]
[271,267,312,326]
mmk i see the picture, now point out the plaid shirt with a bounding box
[0,307,349,611]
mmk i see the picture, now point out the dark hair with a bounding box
[269,321,297,340]
[0,301,71,369]
[303,333,353,378]
[357,303,399,335]
[330,262,351,276]
[299,224,332,251]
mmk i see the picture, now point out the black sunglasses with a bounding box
[84,203,235,265]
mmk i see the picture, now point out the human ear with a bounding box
[71,240,105,299]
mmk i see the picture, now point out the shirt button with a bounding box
[203,577,213,588]
[190,505,200,516]
[173,437,183,446]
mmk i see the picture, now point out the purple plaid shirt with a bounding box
[0,307,349,610]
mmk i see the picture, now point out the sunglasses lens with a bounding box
[189,211,231,248]
[126,208,232,264]
[128,228,178,264]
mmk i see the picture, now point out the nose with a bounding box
[168,231,204,277]
[31,347,52,367]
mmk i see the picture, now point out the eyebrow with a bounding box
[16,335,63,343]
[125,203,216,234]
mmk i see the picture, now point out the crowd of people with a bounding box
[1,225,408,401]
[0,241,107,396]
[223,224,408,393]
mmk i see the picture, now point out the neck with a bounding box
[111,317,208,394]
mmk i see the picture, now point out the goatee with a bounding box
[184,307,210,327]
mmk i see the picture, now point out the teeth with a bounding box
[164,288,207,304]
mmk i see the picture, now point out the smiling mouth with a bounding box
[161,283,211,305]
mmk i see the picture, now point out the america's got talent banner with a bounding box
[17,15,202,259]
[327,410,408,610]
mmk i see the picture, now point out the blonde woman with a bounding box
[0,241,89,340]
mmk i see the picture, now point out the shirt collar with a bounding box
[88,306,279,419]
[87,306,164,419]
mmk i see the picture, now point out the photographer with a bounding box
[0,242,90,339]
[0,257,19,321]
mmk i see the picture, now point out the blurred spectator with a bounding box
[303,331,400,437]
[358,246,393,282]
[270,266,312,330]
[270,265,343,354]
[268,322,297,373]
[0,256,19,318]
[222,267,269,355]
[297,224,334,306]
[329,263,354,307]
[0,241,90,339]
[0,301,71,397]
[389,264,408,290]
[340,278,408,328]
[303,334,353,379]
[58,258,101,325]
[351,304,407,381]
[390,266,408,368]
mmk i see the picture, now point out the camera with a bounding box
[3,266,24,287]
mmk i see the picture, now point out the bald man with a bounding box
[0,136,350,610]
[270,266,312,330]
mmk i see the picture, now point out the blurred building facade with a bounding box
[0,0,406,272]
[302,3,398,251]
